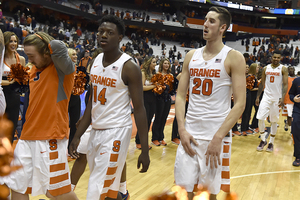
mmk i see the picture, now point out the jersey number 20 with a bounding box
[93,86,107,105]
[192,78,213,96]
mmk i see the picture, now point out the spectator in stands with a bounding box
[171,59,182,78]
[244,53,253,66]
[121,10,124,19]
[78,49,92,68]
[85,3,90,12]
[26,15,32,27]
[172,13,177,22]
[20,13,26,25]
[177,51,182,61]
[13,10,20,23]
[76,26,82,37]
[31,16,37,30]
[0,9,2,20]
[13,23,23,44]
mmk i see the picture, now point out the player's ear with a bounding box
[220,24,227,34]
[119,35,123,43]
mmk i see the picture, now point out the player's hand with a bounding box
[137,152,150,173]
[76,116,83,129]
[255,97,260,106]
[205,137,222,169]
[69,137,80,159]
[294,94,300,103]
[278,98,284,108]
[180,129,198,157]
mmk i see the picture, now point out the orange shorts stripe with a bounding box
[221,184,230,193]
[100,193,107,200]
[50,172,69,184]
[48,184,71,197]
[222,171,230,179]
[193,184,198,192]
[110,154,118,162]
[49,151,58,160]
[25,187,32,194]
[222,158,230,166]
[50,163,65,172]
[103,177,116,188]
[223,145,230,153]
[107,189,119,199]
[107,167,118,175]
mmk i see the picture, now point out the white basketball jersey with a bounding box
[90,53,132,129]
[263,64,283,101]
[185,46,232,142]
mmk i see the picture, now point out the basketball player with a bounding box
[255,50,288,152]
[0,29,5,116]
[174,7,246,200]
[69,15,150,200]
[282,66,296,133]
[2,32,78,200]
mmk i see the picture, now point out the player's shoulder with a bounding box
[227,49,243,59]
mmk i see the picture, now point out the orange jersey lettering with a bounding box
[266,72,280,76]
[91,74,117,88]
[190,68,221,78]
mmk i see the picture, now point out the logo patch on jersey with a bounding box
[215,59,222,63]
[192,59,198,62]
[112,66,118,71]
[93,65,98,68]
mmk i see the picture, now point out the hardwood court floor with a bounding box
[31,106,300,200]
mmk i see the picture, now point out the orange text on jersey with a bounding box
[91,74,117,88]
[266,72,280,76]
[190,68,221,78]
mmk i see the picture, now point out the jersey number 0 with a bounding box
[93,86,107,105]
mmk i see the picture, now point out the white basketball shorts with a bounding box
[77,125,92,154]
[256,97,280,122]
[3,138,71,196]
[174,139,231,194]
[86,125,132,200]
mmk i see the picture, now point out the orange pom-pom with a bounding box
[72,71,87,95]
[7,63,30,85]
[246,75,255,90]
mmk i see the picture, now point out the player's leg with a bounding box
[70,125,91,190]
[70,153,87,190]
[119,162,130,199]
[11,190,29,200]
[256,99,270,151]
[266,101,280,152]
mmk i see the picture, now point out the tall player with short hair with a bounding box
[69,15,150,200]
[255,50,288,152]
[2,32,78,200]
[174,6,246,200]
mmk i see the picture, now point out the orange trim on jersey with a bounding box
[25,187,32,194]
[49,151,58,160]
[50,163,65,172]
[110,154,119,162]
[223,145,230,153]
[221,184,230,193]
[48,43,53,55]
[48,184,71,197]
[222,158,230,166]
[50,173,69,184]
[103,177,116,188]
[222,171,230,179]
[107,167,118,175]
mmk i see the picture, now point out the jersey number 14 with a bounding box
[93,86,107,105]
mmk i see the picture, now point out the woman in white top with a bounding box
[135,56,156,149]
[1,31,25,140]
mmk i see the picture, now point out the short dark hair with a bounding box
[243,53,250,58]
[273,49,282,55]
[209,6,232,34]
[99,15,125,36]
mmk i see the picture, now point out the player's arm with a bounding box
[69,86,92,158]
[49,40,75,75]
[175,49,197,157]
[280,66,289,107]
[122,59,150,173]
[255,66,266,106]
[19,56,26,67]
[206,50,246,169]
